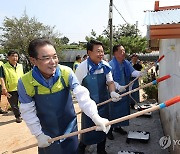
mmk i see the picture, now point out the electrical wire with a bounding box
[113,4,128,24]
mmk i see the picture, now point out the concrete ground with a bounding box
[79,101,170,154]
[0,92,170,154]
[74,89,170,154]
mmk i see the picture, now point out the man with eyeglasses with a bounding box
[18,38,111,154]
[75,40,121,154]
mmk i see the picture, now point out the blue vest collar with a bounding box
[32,66,60,88]
[112,57,131,80]
[87,57,111,75]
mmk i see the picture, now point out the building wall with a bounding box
[61,50,87,62]
[159,39,180,153]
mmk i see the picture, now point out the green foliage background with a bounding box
[143,73,158,101]
[0,12,148,72]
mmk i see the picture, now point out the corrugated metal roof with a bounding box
[144,9,180,25]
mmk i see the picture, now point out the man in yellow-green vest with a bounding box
[0,50,24,123]
[0,60,8,114]
[18,38,110,154]
[73,55,81,72]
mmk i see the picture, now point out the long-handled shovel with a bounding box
[76,55,165,116]
[76,74,170,115]
[129,94,142,109]
[12,95,180,153]
[124,54,165,89]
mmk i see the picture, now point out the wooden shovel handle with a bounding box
[125,54,165,89]
[12,105,159,153]
[12,95,180,153]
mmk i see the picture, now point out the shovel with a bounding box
[124,54,165,89]
[12,95,180,153]
[76,74,170,115]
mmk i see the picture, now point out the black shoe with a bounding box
[16,117,22,123]
[107,130,114,140]
[78,142,86,154]
[0,108,8,114]
[97,150,107,154]
[114,127,127,135]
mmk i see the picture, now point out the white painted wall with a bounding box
[159,39,180,153]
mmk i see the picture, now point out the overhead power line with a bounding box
[113,4,128,24]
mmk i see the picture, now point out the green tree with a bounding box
[0,12,62,54]
[85,29,110,53]
[0,46,6,54]
[0,11,62,71]
[60,36,69,45]
[103,23,140,39]
[85,24,147,56]
[116,36,147,54]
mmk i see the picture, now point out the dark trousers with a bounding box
[0,85,2,110]
[7,91,21,118]
[97,139,106,152]
[78,139,106,152]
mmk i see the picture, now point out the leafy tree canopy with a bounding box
[85,23,147,55]
[0,11,69,71]
[0,11,63,55]
[60,36,69,45]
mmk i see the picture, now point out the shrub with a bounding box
[143,70,158,101]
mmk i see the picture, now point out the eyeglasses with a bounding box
[36,55,58,62]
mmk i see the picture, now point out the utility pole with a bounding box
[136,21,138,36]
[109,0,113,59]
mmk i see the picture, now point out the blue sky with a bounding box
[0,0,179,43]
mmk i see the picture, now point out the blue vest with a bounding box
[34,77,78,154]
[80,72,109,145]
[109,59,131,127]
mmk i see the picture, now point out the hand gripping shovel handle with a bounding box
[108,95,180,126]
[12,95,180,153]
[76,57,166,115]
[96,74,171,107]
[76,75,171,115]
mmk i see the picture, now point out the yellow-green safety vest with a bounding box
[3,62,24,92]
[73,61,80,72]
[21,65,71,97]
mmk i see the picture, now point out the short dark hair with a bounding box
[113,45,121,54]
[130,53,138,58]
[8,50,19,57]
[83,54,88,59]
[76,55,81,61]
[87,40,103,52]
[28,38,54,58]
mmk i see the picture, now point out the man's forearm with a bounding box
[0,78,6,89]
[107,81,116,92]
